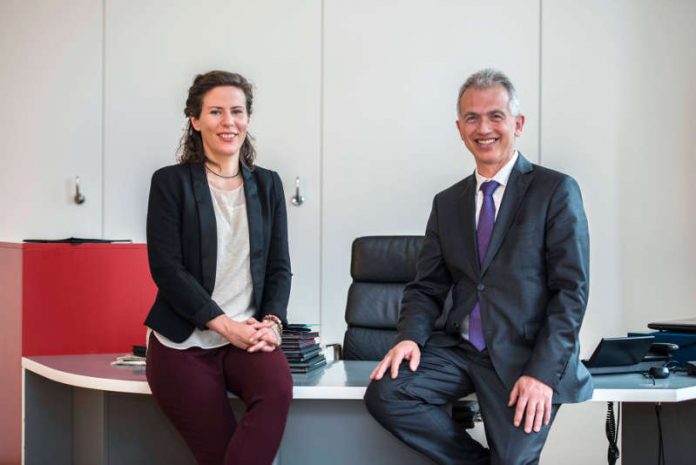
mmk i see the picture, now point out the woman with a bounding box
[144,70,293,465]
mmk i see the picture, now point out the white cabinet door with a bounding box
[0,0,102,241]
[321,0,541,345]
[103,0,321,324]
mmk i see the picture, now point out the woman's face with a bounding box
[190,85,250,161]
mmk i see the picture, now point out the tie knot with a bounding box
[480,180,500,197]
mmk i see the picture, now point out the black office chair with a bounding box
[336,235,479,428]
[341,235,423,360]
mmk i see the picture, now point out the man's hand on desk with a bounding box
[508,375,553,433]
[370,340,420,381]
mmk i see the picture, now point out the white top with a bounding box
[153,184,255,350]
[474,150,518,226]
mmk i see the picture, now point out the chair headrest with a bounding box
[350,236,424,283]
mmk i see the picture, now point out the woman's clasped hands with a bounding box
[207,315,281,352]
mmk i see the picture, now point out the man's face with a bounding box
[456,84,524,174]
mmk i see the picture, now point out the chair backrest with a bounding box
[342,236,424,361]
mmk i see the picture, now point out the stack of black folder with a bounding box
[282,324,326,373]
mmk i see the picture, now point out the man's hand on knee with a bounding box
[508,375,553,433]
[370,341,421,381]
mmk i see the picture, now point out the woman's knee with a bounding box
[273,372,293,408]
[255,365,293,409]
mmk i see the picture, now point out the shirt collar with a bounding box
[475,150,518,191]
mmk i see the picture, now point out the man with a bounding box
[365,69,593,465]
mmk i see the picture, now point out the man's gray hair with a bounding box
[457,68,521,117]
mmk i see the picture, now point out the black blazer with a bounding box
[396,154,593,403]
[144,162,291,343]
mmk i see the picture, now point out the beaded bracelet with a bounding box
[269,324,282,346]
[263,314,283,336]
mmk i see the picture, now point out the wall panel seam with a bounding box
[538,0,543,166]
[100,0,106,238]
[319,0,325,333]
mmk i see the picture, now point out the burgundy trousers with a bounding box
[146,333,293,465]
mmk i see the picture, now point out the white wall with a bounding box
[1,1,695,464]
[540,2,696,463]
[0,0,103,240]
[609,1,696,333]
[540,0,696,364]
[321,0,541,345]
[103,0,322,324]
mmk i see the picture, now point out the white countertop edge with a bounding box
[292,386,366,400]
[22,358,152,395]
[22,356,696,402]
[590,386,696,403]
[21,357,371,399]
[675,385,696,401]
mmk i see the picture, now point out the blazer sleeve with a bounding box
[522,176,590,389]
[259,171,292,326]
[146,169,224,330]
[396,196,453,346]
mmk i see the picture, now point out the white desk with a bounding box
[22,355,696,465]
[22,354,375,398]
[590,371,696,465]
[22,355,427,465]
[591,371,696,402]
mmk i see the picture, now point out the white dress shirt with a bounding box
[474,151,518,226]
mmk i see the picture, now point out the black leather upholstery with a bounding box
[342,235,478,427]
[350,236,422,283]
[343,236,423,361]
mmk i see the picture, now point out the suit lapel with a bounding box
[191,163,217,293]
[480,153,534,274]
[457,175,480,276]
[242,165,264,311]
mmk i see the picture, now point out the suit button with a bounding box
[477,284,485,291]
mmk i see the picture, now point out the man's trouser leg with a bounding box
[462,345,560,465]
[365,343,560,465]
[364,345,489,465]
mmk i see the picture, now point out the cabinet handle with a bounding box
[291,177,304,206]
[74,176,86,205]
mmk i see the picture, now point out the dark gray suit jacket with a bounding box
[144,162,291,343]
[396,154,593,403]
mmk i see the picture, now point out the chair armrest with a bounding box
[325,343,343,361]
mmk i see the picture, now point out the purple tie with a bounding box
[468,180,500,351]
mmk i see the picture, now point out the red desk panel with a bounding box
[1,242,157,463]
[20,243,157,356]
